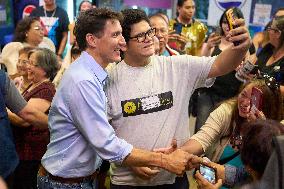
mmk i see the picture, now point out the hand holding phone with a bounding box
[225,7,240,46]
[199,163,217,184]
[250,87,263,114]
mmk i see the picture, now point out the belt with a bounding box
[38,165,98,184]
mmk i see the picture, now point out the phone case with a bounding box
[250,87,263,112]
[225,8,240,46]
[199,164,217,184]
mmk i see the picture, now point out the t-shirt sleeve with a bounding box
[5,74,27,113]
[169,55,216,89]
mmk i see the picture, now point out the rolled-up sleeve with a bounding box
[68,80,133,163]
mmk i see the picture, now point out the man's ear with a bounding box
[86,33,97,48]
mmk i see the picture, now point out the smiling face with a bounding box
[26,20,44,46]
[27,52,47,83]
[237,84,255,118]
[125,20,155,61]
[17,53,29,77]
[95,19,126,66]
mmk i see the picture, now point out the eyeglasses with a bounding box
[267,26,280,33]
[18,59,29,65]
[33,26,44,31]
[129,28,156,43]
[27,60,39,67]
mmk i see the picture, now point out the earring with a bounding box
[26,33,28,37]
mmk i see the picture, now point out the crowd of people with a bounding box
[0,0,284,189]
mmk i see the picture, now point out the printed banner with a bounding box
[208,0,252,26]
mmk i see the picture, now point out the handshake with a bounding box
[131,141,203,180]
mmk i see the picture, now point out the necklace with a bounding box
[44,6,57,17]
[27,79,50,92]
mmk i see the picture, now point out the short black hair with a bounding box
[121,9,150,43]
[74,8,123,51]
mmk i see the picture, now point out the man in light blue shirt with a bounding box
[38,8,192,189]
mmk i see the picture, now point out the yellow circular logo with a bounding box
[124,102,136,114]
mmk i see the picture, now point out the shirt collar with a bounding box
[81,51,108,85]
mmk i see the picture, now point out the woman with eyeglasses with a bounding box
[8,48,58,189]
[13,47,34,93]
[255,15,284,94]
[1,17,55,76]
[174,78,283,188]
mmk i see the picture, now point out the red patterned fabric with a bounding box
[12,81,55,160]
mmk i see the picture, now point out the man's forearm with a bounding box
[17,103,48,130]
[213,46,248,76]
[123,148,190,175]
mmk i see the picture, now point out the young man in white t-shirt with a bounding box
[106,9,251,189]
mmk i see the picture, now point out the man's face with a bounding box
[126,20,155,58]
[44,0,55,6]
[150,16,169,55]
[96,19,126,65]
[177,0,195,21]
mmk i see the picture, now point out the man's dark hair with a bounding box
[121,9,150,43]
[74,8,122,50]
[13,17,40,43]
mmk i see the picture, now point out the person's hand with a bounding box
[195,170,223,189]
[153,139,177,154]
[163,149,191,175]
[206,33,221,49]
[247,108,266,122]
[186,154,203,170]
[226,18,251,50]
[131,166,160,180]
[168,33,189,44]
[13,76,23,90]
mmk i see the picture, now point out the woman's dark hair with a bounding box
[13,17,40,43]
[273,15,284,48]
[219,7,244,36]
[240,119,284,177]
[78,0,92,12]
[74,8,122,51]
[121,9,150,43]
[28,48,59,81]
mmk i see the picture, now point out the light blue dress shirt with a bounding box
[42,51,133,178]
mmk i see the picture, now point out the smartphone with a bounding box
[199,164,217,184]
[174,23,182,34]
[250,87,263,113]
[225,7,240,46]
[214,26,222,36]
